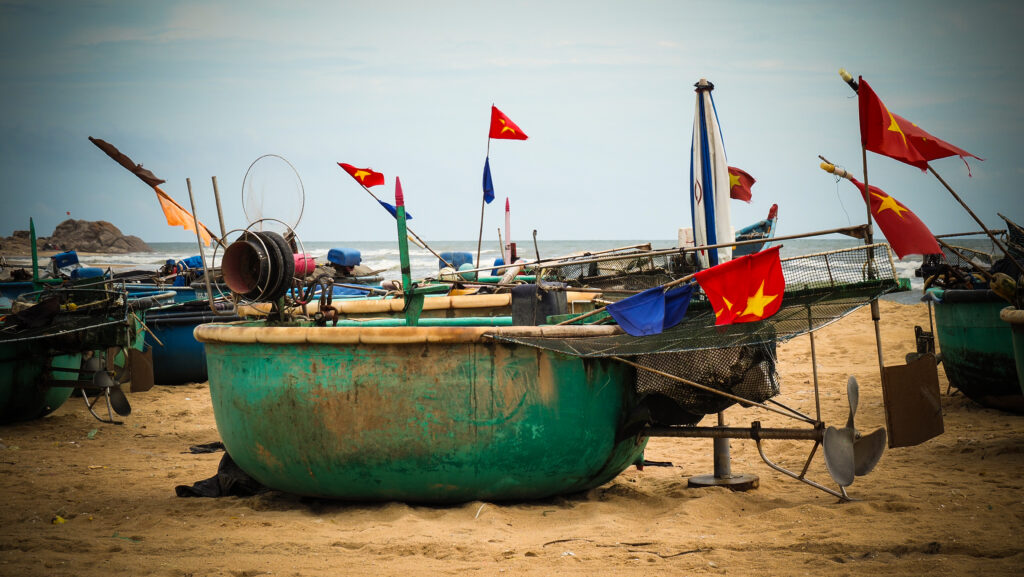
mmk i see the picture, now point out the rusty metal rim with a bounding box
[194,322,624,345]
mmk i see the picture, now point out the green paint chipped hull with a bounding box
[199,323,647,503]
[0,344,77,424]
[930,289,1023,413]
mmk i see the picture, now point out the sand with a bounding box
[1,300,1022,576]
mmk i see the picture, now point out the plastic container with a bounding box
[328,248,362,267]
[440,252,473,270]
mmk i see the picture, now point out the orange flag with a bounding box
[338,163,385,187]
[858,78,980,170]
[694,246,785,325]
[846,177,940,259]
[489,106,528,140]
[727,166,755,202]
[90,137,216,245]
[154,187,214,246]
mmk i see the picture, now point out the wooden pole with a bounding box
[211,176,227,239]
[928,165,1023,272]
[476,137,492,271]
[29,218,39,286]
[861,144,887,378]
[348,179,453,269]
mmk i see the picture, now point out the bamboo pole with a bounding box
[928,165,1023,272]
[211,176,227,239]
[347,179,453,269]
[935,229,1005,239]
[475,136,492,271]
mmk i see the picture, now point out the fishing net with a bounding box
[538,250,689,293]
[492,244,899,424]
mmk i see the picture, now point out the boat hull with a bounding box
[1001,306,1024,394]
[145,305,238,385]
[197,324,647,502]
[0,345,78,424]
[931,289,1023,412]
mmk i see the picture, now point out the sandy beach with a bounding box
[1,300,1021,576]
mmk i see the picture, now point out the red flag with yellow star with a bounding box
[848,177,941,259]
[694,246,785,326]
[858,78,980,171]
[728,166,755,202]
[338,163,385,187]
[489,106,528,140]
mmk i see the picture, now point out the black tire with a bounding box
[253,232,288,301]
[265,231,296,300]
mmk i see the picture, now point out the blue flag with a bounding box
[482,156,495,204]
[378,200,412,220]
[606,283,694,337]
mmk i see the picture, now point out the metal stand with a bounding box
[686,411,759,491]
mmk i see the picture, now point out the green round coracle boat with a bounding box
[194,322,648,503]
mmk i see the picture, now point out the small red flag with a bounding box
[858,78,979,170]
[694,246,785,326]
[489,106,528,140]
[847,177,941,259]
[338,163,385,187]
[727,166,755,202]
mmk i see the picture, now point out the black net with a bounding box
[492,244,898,424]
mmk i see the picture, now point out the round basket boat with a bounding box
[195,322,647,503]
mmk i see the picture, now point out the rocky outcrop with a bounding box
[1,219,152,255]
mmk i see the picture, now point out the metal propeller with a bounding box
[823,376,887,487]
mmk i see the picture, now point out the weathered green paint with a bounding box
[0,345,77,424]
[1001,306,1024,395]
[202,324,647,502]
[930,289,1022,411]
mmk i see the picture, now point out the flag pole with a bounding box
[927,165,1023,272]
[852,119,887,381]
[475,137,491,273]
[348,179,454,270]
[838,69,887,377]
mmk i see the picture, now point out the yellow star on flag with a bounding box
[729,171,741,189]
[870,191,909,219]
[499,119,516,135]
[886,110,908,147]
[714,295,734,319]
[353,169,371,182]
[740,281,779,318]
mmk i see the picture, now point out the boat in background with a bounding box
[1,283,152,424]
[733,204,778,257]
[928,287,1023,412]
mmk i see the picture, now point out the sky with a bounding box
[1,0,1022,246]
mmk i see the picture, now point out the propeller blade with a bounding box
[846,376,859,429]
[108,386,132,417]
[823,425,856,487]
[853,427,887,476]
[92,370,115,390]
